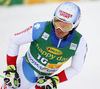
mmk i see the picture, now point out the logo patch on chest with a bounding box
[70,43,77,50]
[42,32,49,40]
[46,47,63,55]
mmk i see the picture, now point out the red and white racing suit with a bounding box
[1,21,88,89]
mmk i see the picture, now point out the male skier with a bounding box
[1,2,87,89]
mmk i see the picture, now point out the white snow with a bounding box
[0,1,100,89]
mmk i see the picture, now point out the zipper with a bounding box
[57,38,62,48]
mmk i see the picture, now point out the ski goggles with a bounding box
[53,16,73,32]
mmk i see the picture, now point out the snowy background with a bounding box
[0,1,100,89]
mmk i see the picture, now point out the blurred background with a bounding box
[0,0,99,6]
[0,0,100,89]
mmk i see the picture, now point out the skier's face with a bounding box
[53,16,73,32]
[54,26,69,38]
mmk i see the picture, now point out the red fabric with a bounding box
[35,85,43,89]
[57,70,68,83]
[7,55,18,66]
[1,84,7,89]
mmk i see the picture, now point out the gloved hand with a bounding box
[3,65,21,88]
[36,75,59,89]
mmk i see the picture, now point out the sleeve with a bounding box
[32,22,47,40]
[7,22,47,66]
[57,36,88,83]
[7,26,33,65]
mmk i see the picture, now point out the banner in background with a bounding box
[0,0,23,6]
[24,0,46,4]
[0,0,80,6]
[24,0,80,4]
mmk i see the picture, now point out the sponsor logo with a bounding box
[46,47,63,55]
[41,67,48,70]
[36,44,68,61]
[42,32,49,40]
[27,52,42,70]
[36,44,56,60]
[70,43,77,50]
[40,67,57,73]
[34,23,40,29]
[27,51,57,73]
[14,26,32,36]
[59,10,73,19]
